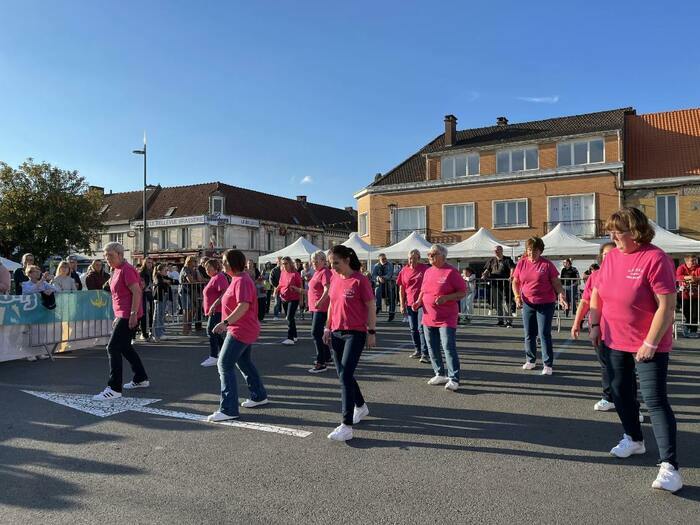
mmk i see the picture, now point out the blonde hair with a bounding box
[55,261,70,277]
[605,207,655,245]
[184,255,197,268]
[21,253,35,267]
[24,265,42,277]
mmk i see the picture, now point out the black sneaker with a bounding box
[387,314,395,322]
[308,363,327,374]
[409,351,421,359]
[496,321,504,327]
[419,355,431,364]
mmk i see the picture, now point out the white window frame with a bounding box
[656,194,679,231]
[492,199,529,229]
[546,193,597,237]
[211,196,224,214]
[556,137,605,167]
[442,202,476,232]
[441,153,480,179]
[496,146,539,174]
[358,212,369,237]
[394,206,427,232]
[109,232,124,244]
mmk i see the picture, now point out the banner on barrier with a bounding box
[0,291,113,326]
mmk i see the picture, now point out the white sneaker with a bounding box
[522,362,536,370]
[123,380,150,390]
[207,411,238,422]
[639,413,645,423]
[281,339,295,345]
[200,356,218,367]
[541,366,553,376]
[26,355,38,362]
[138,334,148,341]
[652,462,683,493]
[427,375,449,385]
[610,434,646,458]
[92,387,122,401]
[445,380,459,392]
[594,399,615,411]
[293,338,299,342]
[149,336,160,343]
[240,398,269,408]
[327,424,353,441]
[353,404,369,424]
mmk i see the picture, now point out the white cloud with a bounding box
[300,176,313,185]
[466,90,480,102]
[516,95,560,104]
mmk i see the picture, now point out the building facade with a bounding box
[355,109,631,247]
[92,182,356,263]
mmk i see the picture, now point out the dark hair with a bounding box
[605,207,655,244]
[204,258,222,272]
[330,245,361,271]
[525,236,545,254]
[223,249,246,272]
[589,263,600,272]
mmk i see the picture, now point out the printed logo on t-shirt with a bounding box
[626,267,643,280]
[437,276,447,284]
[343,286,356,298]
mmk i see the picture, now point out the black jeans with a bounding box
[311,311,331,364]
[594,343,613,402]
[206,312,224,358]
[107,317,148,392]
[282,300,299,340]
[331,330,366,425]
[257,297,266,322]
[140,291,154,337]
[491,283,511,325]
[606,345,678,469]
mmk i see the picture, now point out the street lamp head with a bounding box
[132,149,145,155]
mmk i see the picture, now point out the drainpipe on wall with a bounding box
[617,130,623,209]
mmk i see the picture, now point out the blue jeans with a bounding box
[521,301,555,367]
[423,325,460,382]
[406,308,429,356]
[331,330,366,425]
[273,294,282,317]
[206,312,224,358]
[152,297,167,338]
[311,311,331,364]
[606,346,678,468]
[217,334,267,417]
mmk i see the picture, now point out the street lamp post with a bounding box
[132,133,147,260]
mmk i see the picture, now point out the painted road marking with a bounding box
[22,390,312,438]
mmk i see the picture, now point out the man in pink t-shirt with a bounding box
[92,242,149,401]
[413,244,466,392]
[397,249,430,361]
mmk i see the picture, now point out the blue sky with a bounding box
[1,1,699,209]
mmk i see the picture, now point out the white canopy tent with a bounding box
[258,236,322,265]
[447,227,520,259]
[342,232,376,260]
[380,231,433,260]
[540,223,601,258]
[0,257,21,271]
[650,221,700,254]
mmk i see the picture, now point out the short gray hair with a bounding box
[311,250,327,263]
[429,244,448,258]
[104,242,125,255]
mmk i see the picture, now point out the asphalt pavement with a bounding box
[1,315,698,524]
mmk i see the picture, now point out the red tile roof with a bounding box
[625,108,700,181]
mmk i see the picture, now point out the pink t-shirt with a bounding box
[110,261,144,319]
[203,272,228,314]
[596,244,676,353]
[513,257,559,305]
[581,271,599,302]
[221,272,260,344]
[307,267,332,313]
[278,270,302,302]
[397,263,429,306]
[420,264,466,328]
[328,271,374,331]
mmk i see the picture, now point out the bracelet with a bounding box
[324,328,331,333]
[367,329,376,335]
[642,341,658,349]
[590,323,600,328]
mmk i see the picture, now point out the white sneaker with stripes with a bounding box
[92,387,122,401]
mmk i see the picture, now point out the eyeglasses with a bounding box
[427,252,439,257]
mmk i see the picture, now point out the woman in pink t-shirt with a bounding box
[307,250,333,373]
[397,249,430,361]
[512,237,568,376]
[589,208,682,492]
[322,245,376,442]
[208,249,268,422]
[200,259,229,368]
[413,244,466,392]
[278,256,304,345]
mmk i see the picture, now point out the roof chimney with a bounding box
[374,172,382,182]
[444,114,457,147]
[497,116,508,127]
[296,195,307,204]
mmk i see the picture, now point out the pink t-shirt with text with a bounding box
[420,264,466,328]
[328,271,374,331]
[203,272,229,314]
[596,244,676,353]
[221,272,260,344]
[278,270,302,302]
[110,261,144,319]
[397,263,429,306]
[513,257,559,305]
[307,268,332,313]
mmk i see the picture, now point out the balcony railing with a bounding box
[543,219,604,239]
[386,229,461,245]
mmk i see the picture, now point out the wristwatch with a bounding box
[223,319,229,326]
[130,310,137,315]
[367,329,376,335]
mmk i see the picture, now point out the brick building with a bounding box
[623,108,700,239]
[354,108,632,247]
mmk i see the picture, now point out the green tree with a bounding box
[0,159,104,262]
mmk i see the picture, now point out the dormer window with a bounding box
[165,206,177,217]
[98,204,110,215]
[496,146,538,174]
[441,153,479,179]
[211,196,224,214]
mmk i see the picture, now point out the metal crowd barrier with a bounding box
[676,280,699,338]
